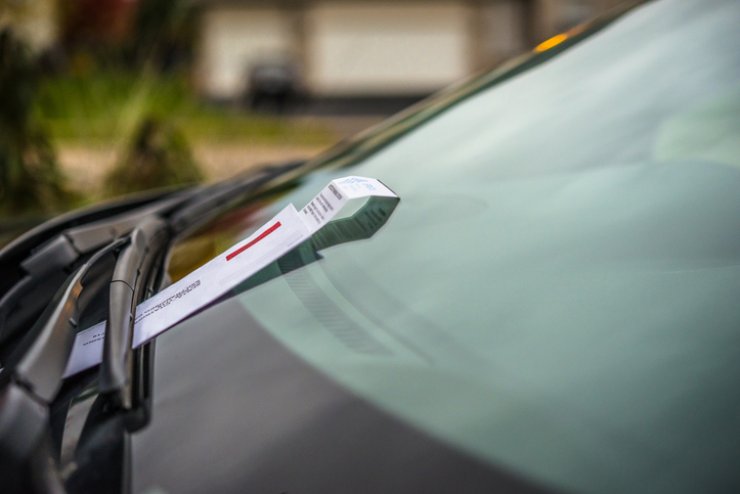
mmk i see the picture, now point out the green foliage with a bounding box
[35,69,189,142]
[34,71,334,146]
[0,29,72,214]
[104,115,202,196]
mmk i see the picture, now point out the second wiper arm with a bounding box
[99,217,169,408]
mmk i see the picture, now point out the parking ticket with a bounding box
[63,176,399,377]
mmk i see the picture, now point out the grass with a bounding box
[33,69,335,147]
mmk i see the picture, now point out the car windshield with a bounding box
[169,0,740,492]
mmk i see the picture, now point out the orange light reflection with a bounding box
[534,33,569,53]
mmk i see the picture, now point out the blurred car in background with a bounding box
[246,57,303,113]
[1,0,739,492]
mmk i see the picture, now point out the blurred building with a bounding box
[193,0,623,103]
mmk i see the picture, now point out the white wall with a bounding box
[196,7,294,99]
[305,1,472,96]
[194,0,617,100]
[478,0,527,67]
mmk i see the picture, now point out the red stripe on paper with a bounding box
[225,221,282,261]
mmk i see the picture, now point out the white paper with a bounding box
[63,177,397,377]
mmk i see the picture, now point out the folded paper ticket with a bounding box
[63,176,399,377]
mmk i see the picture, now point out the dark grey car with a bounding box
[1,0,739,492]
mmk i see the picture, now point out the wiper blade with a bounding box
[99,217,169,408]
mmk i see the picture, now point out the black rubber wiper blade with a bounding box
[99,217,169,408]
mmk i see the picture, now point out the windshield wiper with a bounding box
[0,191,194,353]
[94,161,306,408]
[99,217,169,408]
[2,238,126,401]
[0,238,126,493]
[0,159,309,492]
[1,160,305,369]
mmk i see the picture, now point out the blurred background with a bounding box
[0,0,622,234]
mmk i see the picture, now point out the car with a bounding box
[246,57,303,113]
[1,0,739,492]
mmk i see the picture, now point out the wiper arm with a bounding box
[0,239,126,493]
[3,238,127,402]
[99,217,169,408]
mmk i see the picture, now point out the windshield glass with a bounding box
[171,0,740,491]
